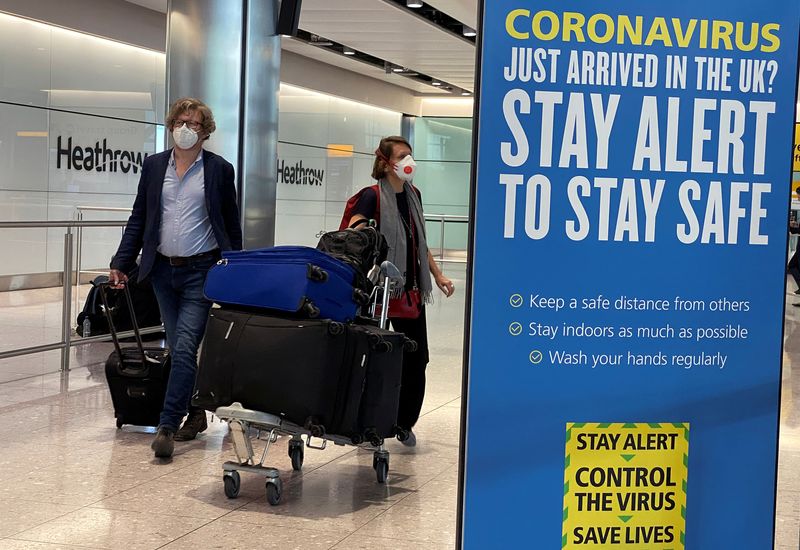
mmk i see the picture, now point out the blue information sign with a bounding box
[460,2,800,548]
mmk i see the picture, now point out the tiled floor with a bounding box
[0,267,465,550]
[0,270,799,548]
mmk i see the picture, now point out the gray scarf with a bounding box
[379,179,433,303]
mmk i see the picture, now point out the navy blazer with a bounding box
[111,148,243,282]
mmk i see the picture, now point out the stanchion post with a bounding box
[60,229,74,372]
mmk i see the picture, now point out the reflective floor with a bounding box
[0,267,465,550]
[0,270,798,548]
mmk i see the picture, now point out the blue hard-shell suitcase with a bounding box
[203,246,368,322]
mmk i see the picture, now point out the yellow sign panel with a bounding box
[794,124,800,172]
[562,423,689,549]
[327,144,354,158]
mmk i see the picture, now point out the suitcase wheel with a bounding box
[303,302,321,318]
[396,427,410,442]
[223,471,241,499]
[305,418,326,438]
[306,264,329,283]
[374,340,393,354]
[403,338,418,353]
[327,322,345,336]
[352,288,370,306]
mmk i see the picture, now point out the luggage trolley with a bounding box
[213,260,405,505]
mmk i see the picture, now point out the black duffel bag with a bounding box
[317,219,388,290]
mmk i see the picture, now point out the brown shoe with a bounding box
[151,427,175,458]
[174,410,208,441]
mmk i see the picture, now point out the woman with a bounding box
[347,135,455,446]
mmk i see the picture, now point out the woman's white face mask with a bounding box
[172,125,199,150]
[394,155,417,182]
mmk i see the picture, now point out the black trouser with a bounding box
[788,250,800,288]
[390,307,430,430]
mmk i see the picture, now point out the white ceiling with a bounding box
[281,38,451,95]
[298,0,475,92]
[122,0,166,12]
[424,0,477,29]
[121,0,476,94]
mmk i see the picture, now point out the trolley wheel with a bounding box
[266,478,282,506]
[374,457,389,484]
[223,471,241,499]
[289,444,304,471]
[115,418,124,429]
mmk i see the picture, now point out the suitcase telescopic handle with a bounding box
[97,282,147,363]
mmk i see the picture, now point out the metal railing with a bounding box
[424,214,469,263]
[0,220,162,377]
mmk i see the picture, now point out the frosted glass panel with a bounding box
[47,111,159,195]
[413,117,473,251]
[0,13,51,106]
[274,85,402,246]
[0,102,49,192]
[279,83,401,153]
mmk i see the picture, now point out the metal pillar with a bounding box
[166,0,279,249]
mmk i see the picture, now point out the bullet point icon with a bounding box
[509,294,524,308]
[529,350,543,364]
[509,322,523,336]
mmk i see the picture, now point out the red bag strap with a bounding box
[339,184,381,230]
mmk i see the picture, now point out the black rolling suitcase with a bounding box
[100,283,170,429]
[194,309,410,444]
[350,325,406,444]
[195,309,368,438]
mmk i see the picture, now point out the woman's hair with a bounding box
[372,135,412,180]
[165,97,216,140]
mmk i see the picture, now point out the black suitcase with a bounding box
[77,266,162,338]
[194,309,409,444]
[351,325,406,444]
[195,309,366,437]
[99,283,171,429]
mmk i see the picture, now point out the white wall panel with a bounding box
[0,102,49,192]
[47,111,159,195]
[0,191,48,276]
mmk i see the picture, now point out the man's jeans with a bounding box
[149,254,215,431]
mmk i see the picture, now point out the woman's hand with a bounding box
[435,273,455,297]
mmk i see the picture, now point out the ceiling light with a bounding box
[462,25,477,37]
[432,81,442,86]
[461,91,472,96]
[392,67,405,73]
[343,47,355,55]
[407,0,423,7]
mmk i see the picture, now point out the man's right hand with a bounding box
[109,269,128,289]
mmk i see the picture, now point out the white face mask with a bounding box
[394,155,417,182]
[172,124,199,150]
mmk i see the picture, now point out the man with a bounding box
[110,97,242,458]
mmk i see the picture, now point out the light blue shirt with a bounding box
[157,149,218,257]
